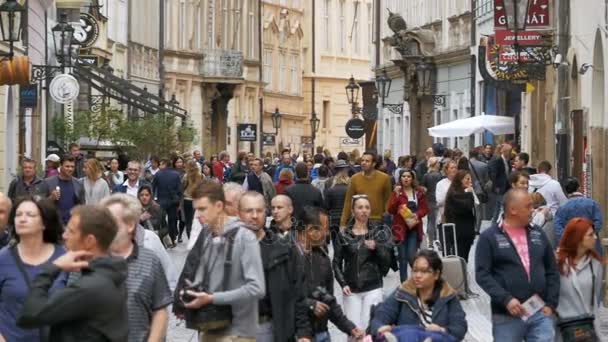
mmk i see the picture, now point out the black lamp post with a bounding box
[375,69,391,107]
[345,75,361,117]
[415,60,434,96]
[0,0,26,60]
[271,107,281,134]
[52,13,75,65]
[310,111,320,152]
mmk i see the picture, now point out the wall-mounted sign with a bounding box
[79,55,99,66]
[494,0,550,30]
[74,13,100,48]
[19,84,38,108]
[340,137,361,146]
[49,74,80,104]
[495,30,545,46]
[262,134,276,146]
[237,124,257,141]
[345,118,366,139]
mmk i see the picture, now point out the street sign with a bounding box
[495,30,545,46]
[19,84,38,107]
[345,118,365,139]
[340,137,361,146]
[237,124,257,141]
[262,134,275,146]
[494,0,551,30]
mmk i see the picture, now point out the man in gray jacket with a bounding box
[174,181,265,342]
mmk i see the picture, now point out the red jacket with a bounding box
[387,187,429,242]
[213,161,231,183]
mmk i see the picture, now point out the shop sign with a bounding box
[237,124,257,141]
[74,13,100,48]
[340,137,361,146]
[494,0,551,30]
[262,134,276,146]
[345,118,366,139]
[19,85,38,108]
[50,74,80,104]
[495,30,545,46]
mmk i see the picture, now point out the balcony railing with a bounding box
[201,49,243,78]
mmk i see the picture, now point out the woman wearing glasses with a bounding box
[333,194,392,333]
[370,250,468,341]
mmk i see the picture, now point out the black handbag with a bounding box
[557,262,597,342]
[185,227,239,332]
[468,162,488,203]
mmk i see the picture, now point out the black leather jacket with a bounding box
[332,223,392,293]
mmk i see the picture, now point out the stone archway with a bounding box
[590,30,607,235]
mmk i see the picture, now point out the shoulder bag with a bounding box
[185,227,239,332]
[557,262,597,342]
[468,162,488,203]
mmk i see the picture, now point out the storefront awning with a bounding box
[72,61,187,118]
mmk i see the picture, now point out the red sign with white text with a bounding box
[494,0,551,30]
[495,30,545,45]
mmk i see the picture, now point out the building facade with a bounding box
[163,0,261,160]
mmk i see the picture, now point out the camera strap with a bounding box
[200,226,239,291]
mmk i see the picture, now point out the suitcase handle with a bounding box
[436,223,458,257]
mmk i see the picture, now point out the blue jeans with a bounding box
[397,230,419,282]
[314,331,331,342]
[492,311,555,342]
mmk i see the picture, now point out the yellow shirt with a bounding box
[340,170,393,226]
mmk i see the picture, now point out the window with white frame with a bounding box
[263,48,273,89]
[353,2,360,55]
[248,0,256,58]
[279,51,286,92]
[339,0,346,53]
[290,54,299,95]
[180,0,187,49]
[475,0,493,18]
[324,0,331,51]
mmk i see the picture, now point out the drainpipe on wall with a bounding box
[311,0,316,153]
[259,0,263,156]
[470,0,476,145]
[555,0,570,182]
[158,0,165,100]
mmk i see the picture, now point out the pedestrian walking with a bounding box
[285,162,323,219]
[370,250,468,341]
[44,154,85,225]
[435,160,457,225]
[83,158,111,205]
[8,158,47,203]
[243,158,276,207]
[324,160,351,244]
[333,195,392,331]
[105,158,124,189]
[295,206,364,341]
[17,205,129,341]
[113,161,150,196]
[68,143,86,179]
[528,161,567,214]
[180,160,202,243]
[230,151,250,184]
[555,218,603,341]
[274,150,296,183]
[44,154,60,178]
[138,185,168,240]
[0,193,12,249]
[173,181,265,342]
[421,157,443,242]
[388,169,429,281]
[0,198,65,342]
[341,151,392,228]
[311,165,330,197]
[275,168,295,195]
[102,195,172,342]
[476,189,560,342]
[489,143,513,224]
[152,158,183,247]
[201,161,219,183]
[444,170,477,261]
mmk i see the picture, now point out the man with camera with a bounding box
[174,182,265,342]
[238,191,312,342]
[295,206,365,341]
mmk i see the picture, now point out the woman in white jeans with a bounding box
[332,195,392,332]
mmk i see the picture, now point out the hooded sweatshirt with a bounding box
[528,173,567,214]
[17,256,129,342]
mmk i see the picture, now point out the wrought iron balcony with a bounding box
[201,49,243,78]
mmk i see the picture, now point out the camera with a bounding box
[311,286,336,305]
[181,282,204,303]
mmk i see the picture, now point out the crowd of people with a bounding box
[0,141,604,342]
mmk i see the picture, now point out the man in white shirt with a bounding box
[114,161,150,197]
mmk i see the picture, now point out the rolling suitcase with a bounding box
[435,223,469,298]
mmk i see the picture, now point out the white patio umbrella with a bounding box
[428,113,515,138]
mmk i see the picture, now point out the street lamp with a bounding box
[310,111,320,152]
[415,60,434,96]
[345,75,360,105]
[271,107,282,134]
[0,0,26,60]
[52,13,75,65]
[375,69,391,106]
[503,0,530,31]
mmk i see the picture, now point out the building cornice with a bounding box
[163,49,204,59]
[434,47,470,65]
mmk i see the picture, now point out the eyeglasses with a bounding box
[352,194,369,200]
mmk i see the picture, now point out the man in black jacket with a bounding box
[7,158,47,202]
[152,159,183,246]
[489,143,512,224]
[285,162,323,219]
[17,205,128,342]
[238,191,312,342]
[295,206,364,341]
[269,194,294,237]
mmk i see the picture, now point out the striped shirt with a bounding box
[417,296,433,327]
[125,244,173,342]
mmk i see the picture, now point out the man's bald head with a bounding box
[271,195,294,229]
[0,193,12,228]
[503,189,533,226]
[238,191,266,231]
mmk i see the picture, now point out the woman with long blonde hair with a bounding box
[83,158,110,204]
[178,160,202,242]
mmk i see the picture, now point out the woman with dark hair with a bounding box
[229,151,249,184]
[388,169,429,281]
[444,170,477,261]
[104,158,124,188]
[138,185,168,241]
[0,197,66,341]
[333,195,392,331]
[370,250,468,341]
[508,170,530,190]
[456,156,470,171]
[201,161,218,182]
[172,156,185,177]
[556,218,603,340]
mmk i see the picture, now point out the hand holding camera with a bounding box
[180,280,213,309]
